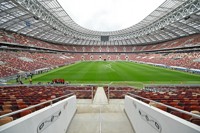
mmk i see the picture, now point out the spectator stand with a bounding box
[127,84,200,125]
[0,84,99,126]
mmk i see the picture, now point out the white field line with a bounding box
[105,63,115,71]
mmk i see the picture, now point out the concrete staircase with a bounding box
[66,87,135,133]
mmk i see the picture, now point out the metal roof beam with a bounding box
[111,0,200,39]
[13,0,99,40]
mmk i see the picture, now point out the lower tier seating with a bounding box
[0,85,96,125]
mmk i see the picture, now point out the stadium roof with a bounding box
[0,0,200,45]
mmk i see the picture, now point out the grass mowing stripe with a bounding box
[30,61,200,84]
[121,61,200,81]
[31,62,82,81]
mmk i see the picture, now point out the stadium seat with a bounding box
[156,104,168,111]
[0,117,13,126]
[190,118,200,126]
[20,110,32,117]
[2,105,12,110]
[171,111,183,118]
[190,106,200,111]
[0,109,12,115]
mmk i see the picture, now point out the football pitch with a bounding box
[31,61,200,86]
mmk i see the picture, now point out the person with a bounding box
[16,77,19,83]
[19,80,23,84]
[29,78,32,84]
[25,73,28,80]
[30,73,33,78]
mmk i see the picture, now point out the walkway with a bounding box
[66,87,135,133]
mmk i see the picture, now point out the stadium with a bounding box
[0,0,200,133]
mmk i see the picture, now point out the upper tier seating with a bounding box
[1,30,200,52]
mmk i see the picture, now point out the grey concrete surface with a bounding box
[66,87,135,133]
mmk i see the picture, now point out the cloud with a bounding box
[58,0,165,31]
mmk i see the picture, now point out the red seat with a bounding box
[18,105,28,109]
[0,117,13,126]
[2,105,12,110]
[182,113,192,121]
[0,110,12,115]
[174,106,184,110]
[156,104,168,111]
[190,106,200,111]
[20,110,32,117]
[190,118,200,126]
[171,111,183,118]
[3,101,12,105]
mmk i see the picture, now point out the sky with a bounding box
[57,0,166,32]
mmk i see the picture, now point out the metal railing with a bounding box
[99,106,102,133]
[0,93,74,119]
[127,93,200,119]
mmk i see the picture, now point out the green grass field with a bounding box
[29,61,200,87]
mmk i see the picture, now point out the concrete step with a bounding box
[66,100,135,133]
[67,112,134,133]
